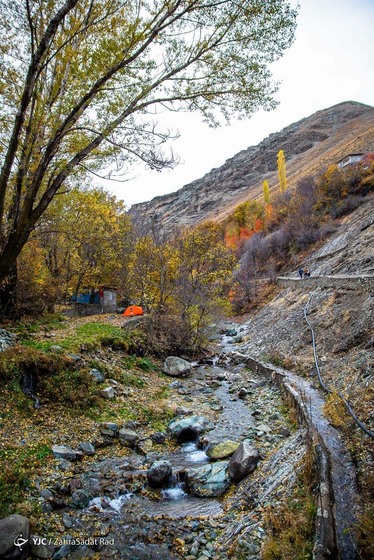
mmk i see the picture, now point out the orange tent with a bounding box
[123,305,144,317]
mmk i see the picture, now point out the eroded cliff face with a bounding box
[130,101,374,235]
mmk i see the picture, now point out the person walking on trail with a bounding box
[304,268,311,278]
[298,267,304,279]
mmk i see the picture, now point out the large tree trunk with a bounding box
[0,264,18,317]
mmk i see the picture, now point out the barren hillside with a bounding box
[130,101,374,235]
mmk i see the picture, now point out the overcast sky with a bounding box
[98,0,374,208]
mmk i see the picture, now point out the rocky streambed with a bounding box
[23,345,310,560]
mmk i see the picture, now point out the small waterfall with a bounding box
[161,470,186,500]
[182,441,209,463]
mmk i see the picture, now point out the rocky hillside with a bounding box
[130,101,374,235]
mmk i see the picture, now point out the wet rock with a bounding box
[225,329,237,337]
[206,441,240,460]
[52,445,80,461]
[238,388,248,399]
[89,368,104,383]
[147,460,172,487]
[118,428,139,447]
[168,415,211,442]
[100,386,115,399]
[228,441,260,481]
[162,356,192,377]
[0,514,30,559]
[29,535,55,558]
[78,442,96,455]
[186,461,231,497]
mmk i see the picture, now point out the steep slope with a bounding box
[130,101,374,235]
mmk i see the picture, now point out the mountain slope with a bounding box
[130,101,374,234]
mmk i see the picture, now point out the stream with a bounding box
[42,331,312,559]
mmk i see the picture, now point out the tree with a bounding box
[277,149,287,193]
[0,0,297,309]
[37,187,133,297]
[263,180,270,204]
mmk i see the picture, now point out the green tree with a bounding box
[0,0,297,310]
[277,149,288,193]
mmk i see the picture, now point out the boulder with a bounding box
[137,438,154,455]
[118,428,139,447]
[52,445,79,461]
[0,329,16,352]
[168,415,211,442]
[71,489,91,508]
[78,442,96,456]
[99,422,118,437]
[100,386,115,399]
[228,441,260,482]
[29,536,55,558]
[162,356,192,377]
[206,440,240,460]
[0,514,30,560]
[89,368,104,383]
[147,460,173,488]
[186,461,230,497]
[150,432,166,444]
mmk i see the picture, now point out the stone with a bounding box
[100,386,115,399]
[118,428,139,447]
[277,426,291,437]
[186,461,231,497]
[52,445,79,461]
[89,368,104,383]
[0,329,16,352]
[29,535,55,558]
[66,353,82,362]
[190,541,200,556]
[137,438,153,455]
[238,388,248,399]
[162,356,192,377]
[50,345,63,353]
[78,442,96,455]
[255,423,271,433]
[40,489,53,500]
[147,460,173,487]
[206,440,240,460]
[228,441,260,482]
[62,513,73,528]
[0,514,30,560]
[71,489,91,508]
[99,422,118,436]
[174,406,192,416]
[168,415,211,442]
[150,432,166,444]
